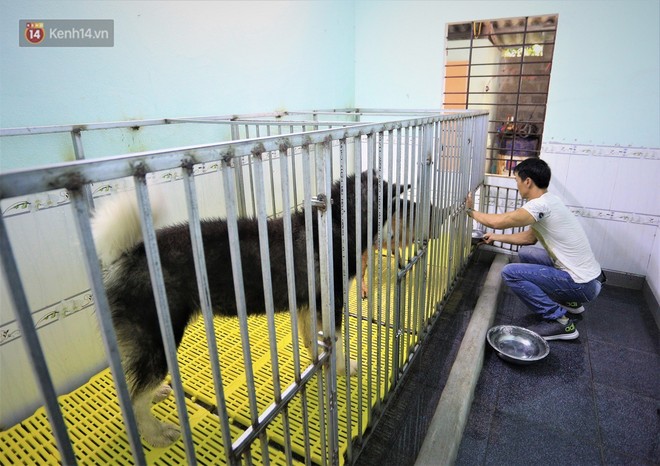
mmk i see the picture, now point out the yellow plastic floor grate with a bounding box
[175,254,411,465]
[1,241,449,465]
[0,368,297,465]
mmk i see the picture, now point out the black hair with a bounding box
[513,157,551,189]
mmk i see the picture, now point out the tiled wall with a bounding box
[541,141,659,278]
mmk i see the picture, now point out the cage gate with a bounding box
[0,109,488,465]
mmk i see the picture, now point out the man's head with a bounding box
[513,157,551,190]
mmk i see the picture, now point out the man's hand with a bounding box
[466,191,474,210]
[482,232,496,245]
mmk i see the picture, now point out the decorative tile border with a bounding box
[542,141,659,160]
[567,206,659,226]
[482,180,659,227]
[0,163,229,219]
[0,289,94,346]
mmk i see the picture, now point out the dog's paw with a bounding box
[152,384,172,404]
[347,359,359,376]
[361,282,369,299]
[143,422,181,448]
[338,359,359,377]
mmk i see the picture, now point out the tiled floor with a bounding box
[457,273,660,465]
[355,250,660,466]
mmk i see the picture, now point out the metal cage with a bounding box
[0,109,488,465]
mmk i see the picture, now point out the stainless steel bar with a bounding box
[252,153,284,399]
[181,164,236,466]
[0,118,171,137]
[383,129,395,397]
[68,189,147,465]
[1,111,484,138]
[248,148,257,217]
[374,131,384,409]
[234,127,248,218]
[426,122,437,313]
[422,123,437,325]
[304,144,328,466]
[365,135,375,426]
[427,122,438,309]
[444,120,457,293]
[133,176,197,465]
[301,146,318,363]
[413,126,425,335]
[276,143,297,463]
[315,138,339,466]
[253,151,291,462]
[337,137,353,462]
[437,119,446,301]
[0,215,79,466]
[70,129,94,212]
[0,111,320,137]
[393,125,410,379]
[404,126,417,358]
[429,122,444,309]
[269,127,281,216]
[444,119,455,294]
[389,127,403,388]
[353,136,365,442]
[290,140,299,208]
[220,159,270,463]
[458,119,471,263]
[298,144,315,466]
[417,124,429,326]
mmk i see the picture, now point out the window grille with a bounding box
[444,15,558,176]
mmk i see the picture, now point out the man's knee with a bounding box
[501,263,518,281]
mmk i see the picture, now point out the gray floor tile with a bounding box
[484,410,603,466]
[594,383,660,463]
[455,401,494,466]
[496,366,599,444]
[590,339,660,399]
[583,287,658,353]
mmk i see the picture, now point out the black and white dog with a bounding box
[92,171,402,447]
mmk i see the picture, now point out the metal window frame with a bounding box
[444,15,558,176]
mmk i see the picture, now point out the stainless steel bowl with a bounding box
[487,325,549,364]
[471,228,485,246]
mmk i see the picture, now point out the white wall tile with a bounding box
[595,220,655,275]
[563,155,619,210]
[543,151,570,199]
[610,158,660,216]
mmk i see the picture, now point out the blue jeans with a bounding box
[501,246,602,320]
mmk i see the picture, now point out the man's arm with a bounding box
[483,229,538,246]
[466,191,535,229]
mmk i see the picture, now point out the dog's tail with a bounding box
[92,190,165,267]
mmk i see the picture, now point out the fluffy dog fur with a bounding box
[359,199,451,298]
[93,171,400,447]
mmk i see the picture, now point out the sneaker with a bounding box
[563,301,585,314]
[527,319,579,341]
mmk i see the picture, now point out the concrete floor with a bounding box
[355,249,660,465]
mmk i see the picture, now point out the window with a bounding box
[443,15,558,176]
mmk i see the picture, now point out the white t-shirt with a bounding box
[522,192,601,283]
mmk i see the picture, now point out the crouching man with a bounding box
[466,158,605,340]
